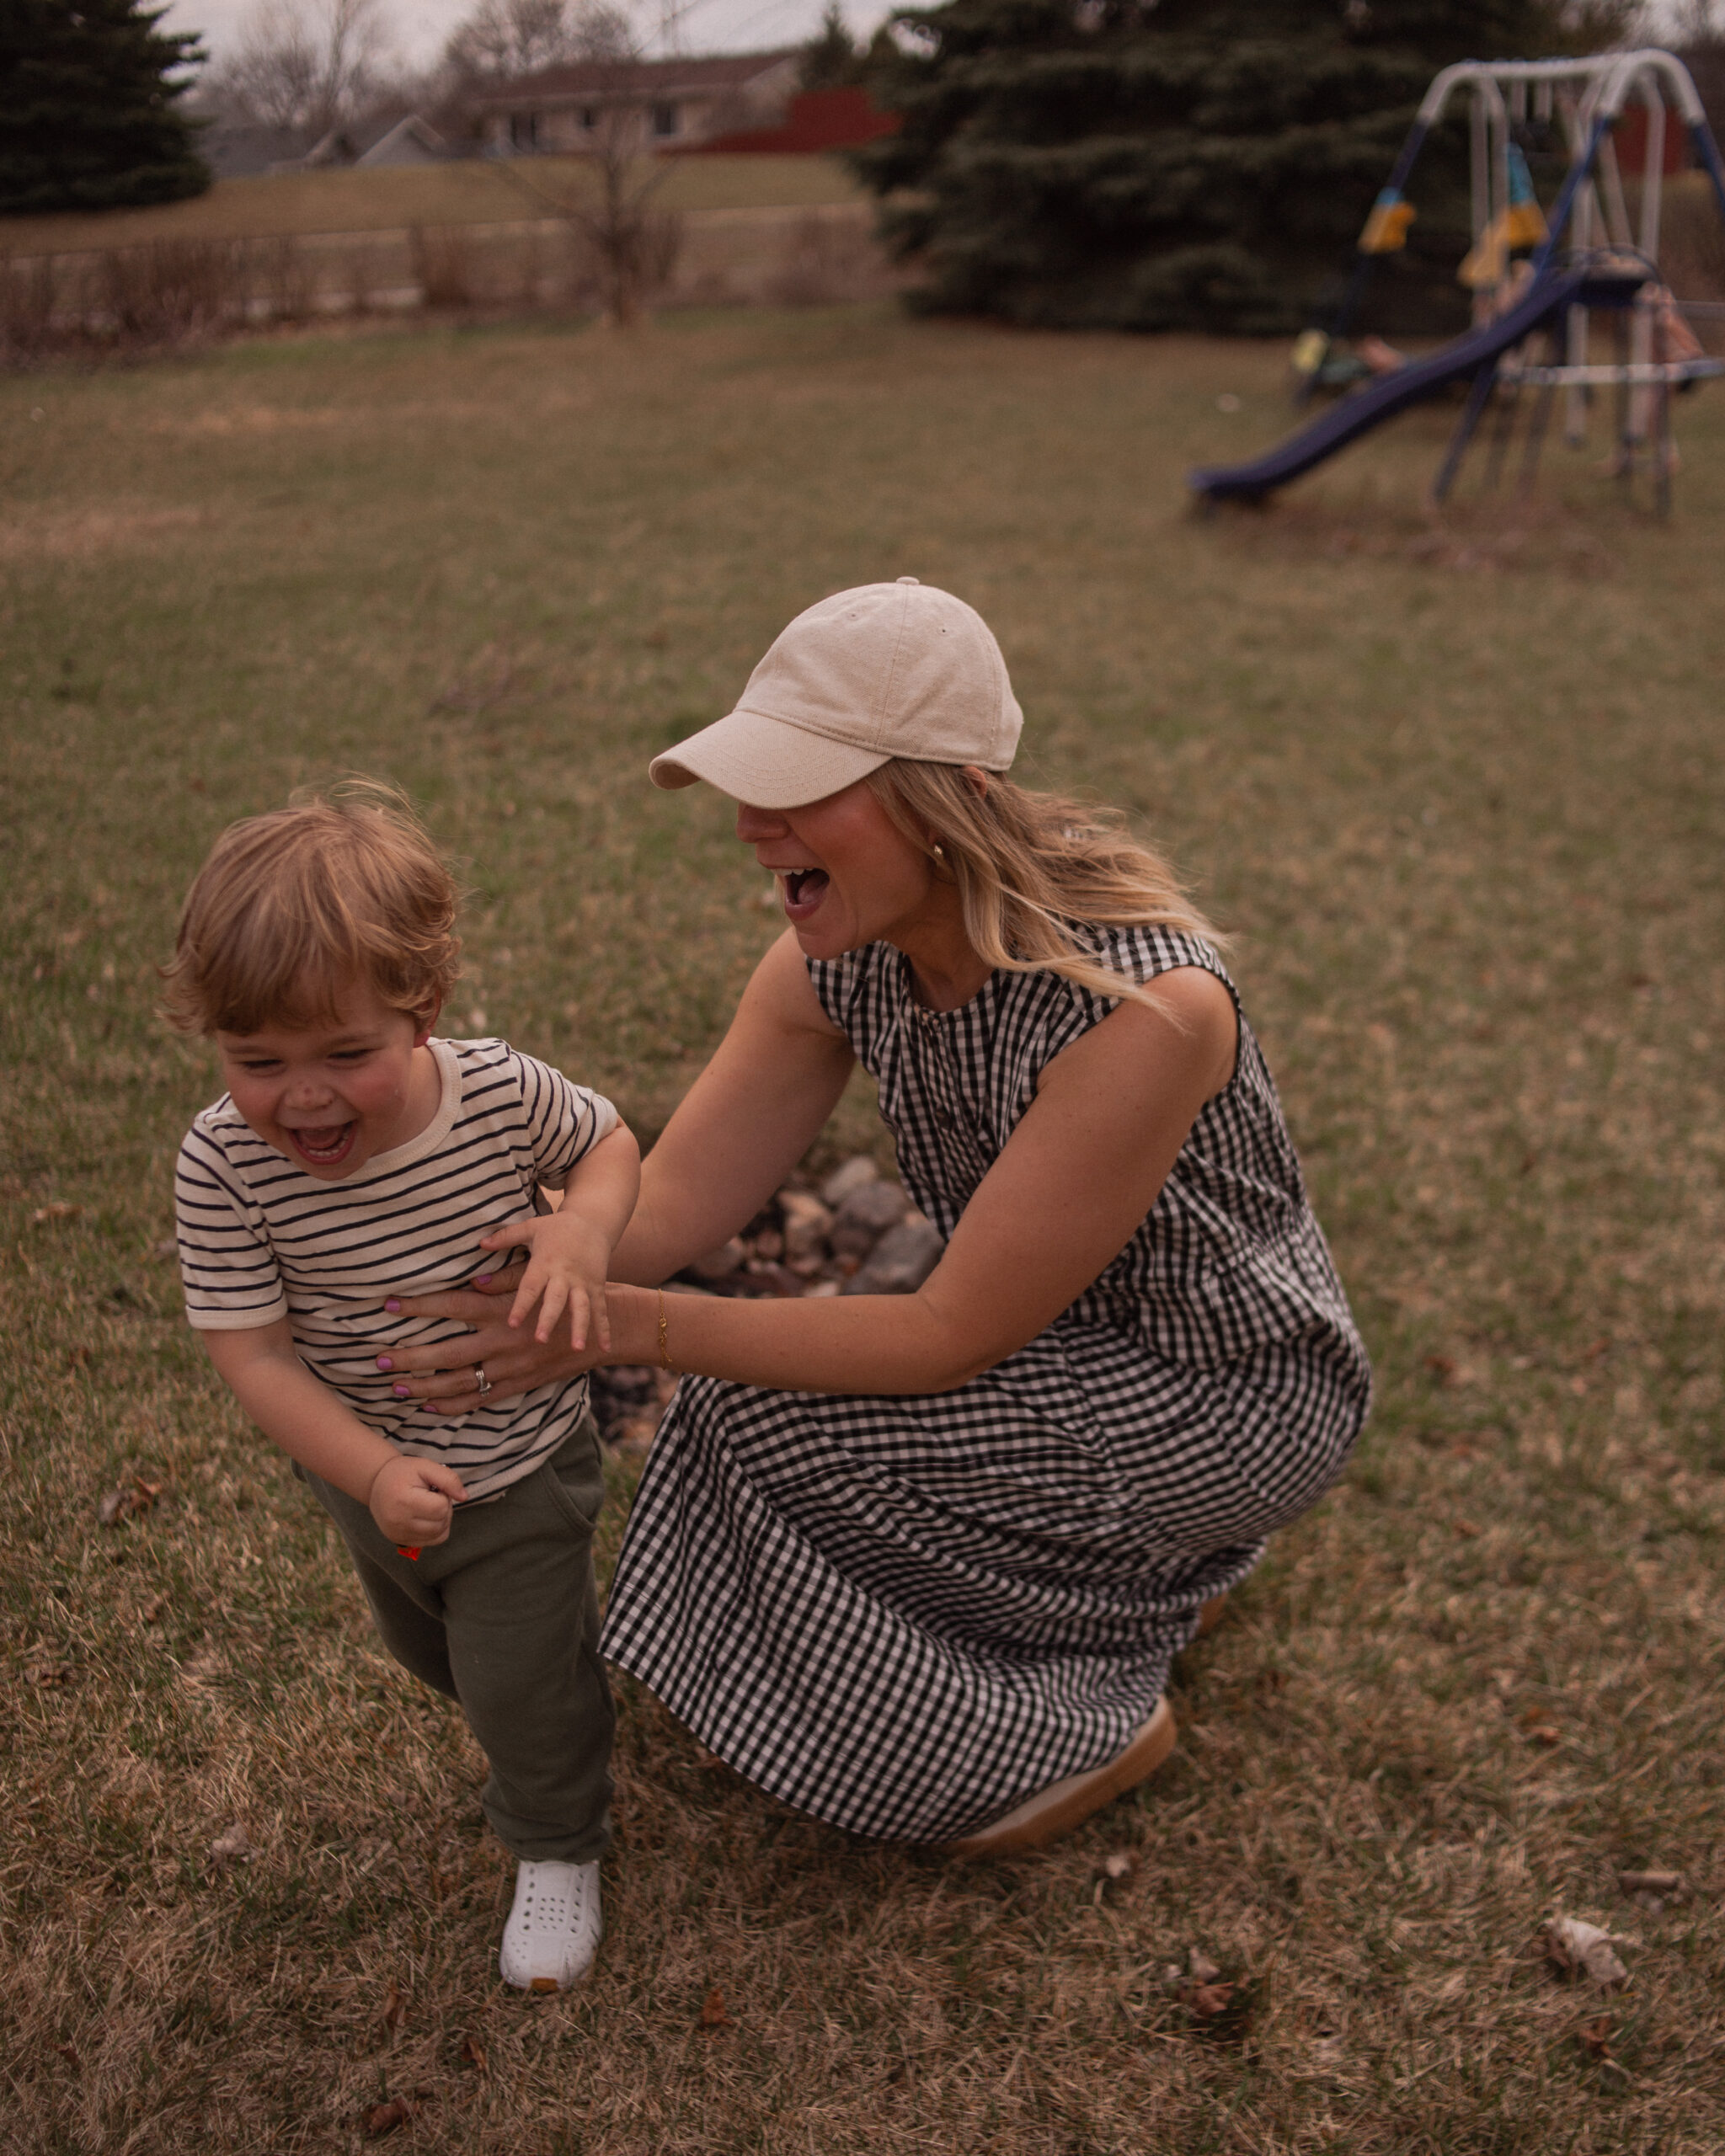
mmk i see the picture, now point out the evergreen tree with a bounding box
[853,0,1629,334]
[801,2,866,90]
[2,0,211,216]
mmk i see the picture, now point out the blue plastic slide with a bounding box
[1188,265,1637,504]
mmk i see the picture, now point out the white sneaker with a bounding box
[498,1859,602,1992]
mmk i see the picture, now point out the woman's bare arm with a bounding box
[384,965,1236,1407]
[607,931,856,1286]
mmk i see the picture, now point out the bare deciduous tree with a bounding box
[443,0,583,83]
[214,0,391,137]
[486,2,682,328]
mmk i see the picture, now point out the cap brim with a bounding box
[649,707,889,809]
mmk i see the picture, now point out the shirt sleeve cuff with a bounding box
[184,1301,290,1331]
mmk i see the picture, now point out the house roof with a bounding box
[474,48,798,109]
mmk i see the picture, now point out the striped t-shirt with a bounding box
[175,1037,617,1500]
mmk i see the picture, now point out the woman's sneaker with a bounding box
[499,1859,602,1992]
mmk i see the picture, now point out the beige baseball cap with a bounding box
[648,578,1023,809]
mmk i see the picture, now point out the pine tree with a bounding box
[2,0,211,216]
[853,0,1629,334]
[801,2,866,90]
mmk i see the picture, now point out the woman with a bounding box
[385,579,1370,1854]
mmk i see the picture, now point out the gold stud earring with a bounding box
[931,841,946,861]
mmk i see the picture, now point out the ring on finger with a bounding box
[474,1362,492,1397]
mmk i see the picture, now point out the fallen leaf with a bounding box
[692,1745,727,1773]
[1578,2015,1616,2062]
[1519,1705,1562,1745]
[29,1202,81,1226]
[1183,1977,1255,2045]
[96,1476,165,1528]
[1453,1519,1482,1539]
[55,2043,79,2068]
[1424,1353,1457,1384]
[363,2097,417,2138]
[1188,1947,1222,1985]
[1618,1869,1685,1898]
[1092,1849,1137,1903]
[458,2034,487,2073]
[698,1986,732,2029]
[1545,1915,1632,1987]
[381,1981,406,2037]
[209,1822,252,1866]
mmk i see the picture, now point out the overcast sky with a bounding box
[159,0,894,72]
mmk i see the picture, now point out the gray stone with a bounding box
[820,1155,879,1208]
[830,1179,911,1257]
[841,1181,914,1233]
[688,1237,746,1281]
[830,1179,911,1258]
[777,1188,833,1258]
[843,1215,943,1294]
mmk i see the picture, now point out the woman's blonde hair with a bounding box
[863,760,1220,1006]
[160,779,462,1037]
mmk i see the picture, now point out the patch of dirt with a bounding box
[147,405,344,437]
[0,504,206,559]
[1204,496,1619,579]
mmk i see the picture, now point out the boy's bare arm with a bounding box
[478,1123,641,1350]
[202,1321,466,1546]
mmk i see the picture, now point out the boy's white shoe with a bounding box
[499,1858,602,1992]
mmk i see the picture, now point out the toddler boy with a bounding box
[163,782,638,1991]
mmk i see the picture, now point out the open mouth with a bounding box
[288,1122,357,1167]
[780,868,830,921]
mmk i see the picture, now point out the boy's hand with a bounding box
[478,1211,615,1352]
[368,1454,467,1548]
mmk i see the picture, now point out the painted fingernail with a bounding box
[393,1384,412,1398]
[474,1274,493,1288]
[376,1355,394,1371]
[384,1298,402,1314]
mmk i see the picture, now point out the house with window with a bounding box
[475,50,801,157]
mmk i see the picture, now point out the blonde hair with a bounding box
[863,760,1221,1006]
[160,780,462,1037]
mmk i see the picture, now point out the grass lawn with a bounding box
[3,307,1723,2153]
[0,154,865,258]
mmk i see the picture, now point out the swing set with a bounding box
[1188,49,1725,513]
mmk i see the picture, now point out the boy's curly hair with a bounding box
[160,779,462,1037]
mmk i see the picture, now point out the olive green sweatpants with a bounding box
[302,1420,614,1865]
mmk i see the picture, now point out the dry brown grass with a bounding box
[3,308,1724,2152]
[0,156,863,259]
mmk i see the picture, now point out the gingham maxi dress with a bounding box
[600,926,1370,1844]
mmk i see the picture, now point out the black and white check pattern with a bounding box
[601,927,1370,1842]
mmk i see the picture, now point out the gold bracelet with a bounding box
[656,1288,677,1375]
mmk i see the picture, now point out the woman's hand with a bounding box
[381,1265,607,1415]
